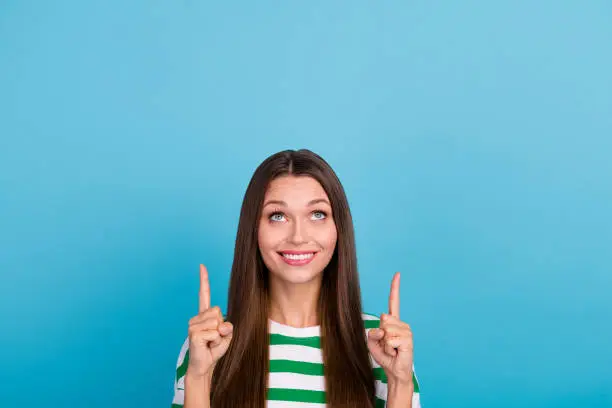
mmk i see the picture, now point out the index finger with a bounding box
[388,272,400,318]
[199,264,211,313]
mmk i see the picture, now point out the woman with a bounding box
[171,149,421,408]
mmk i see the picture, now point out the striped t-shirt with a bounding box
[172,313,421,408]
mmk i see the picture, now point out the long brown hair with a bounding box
[210,149,376,407]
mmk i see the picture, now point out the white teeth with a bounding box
[282,253,314,260]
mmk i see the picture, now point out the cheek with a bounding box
[258,221,282,253]
[257,223,271,252]
[316,222,338,251]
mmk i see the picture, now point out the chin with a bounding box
[273,265,323,285]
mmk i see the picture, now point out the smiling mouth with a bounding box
[278,251,317,265]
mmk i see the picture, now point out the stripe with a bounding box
[172,313,421,408]
[363,319,381,329]
[373,367,387,383]
[413,392,421,407]
[270,344,324,364]
[270,319,321,337]
[267,388,327,403]
[376,380,388,401]
[370,354,381,369]
[267,401,326,408]
[375,381,420,405]
[269,359,325,376]
[175,349,189,382]
[268,371,325,392]
[174,338,190,382]
[270,333,321,348]
[176,376,185,391]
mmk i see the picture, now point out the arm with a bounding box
[184,370,212,408]
[386,380,414,408]
[367,273,419,408]
[173,265,234,408]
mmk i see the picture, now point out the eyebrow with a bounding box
[263,198,331,208]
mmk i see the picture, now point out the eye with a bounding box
[269,212,286,222]
[311,210,327,220]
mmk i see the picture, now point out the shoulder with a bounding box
[177,337,190,362]
[174,337,190,378]
[172,337,190,407]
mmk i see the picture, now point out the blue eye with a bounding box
[312,211,327,220]
[270,212,286,222]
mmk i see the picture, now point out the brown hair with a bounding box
[210,149,376,407]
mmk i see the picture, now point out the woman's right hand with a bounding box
[186,264,234,379]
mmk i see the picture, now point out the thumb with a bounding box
[367,329,391,368]
[212,322,233,358]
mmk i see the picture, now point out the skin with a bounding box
[184,264,233,408]
[184,175,414,407]
[258,175,338,328]
[367,272,415,407]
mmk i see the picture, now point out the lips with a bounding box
[278,250,317,266]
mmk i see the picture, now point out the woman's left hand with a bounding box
[367,272,414,386]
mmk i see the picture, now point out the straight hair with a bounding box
[210,149,376,407]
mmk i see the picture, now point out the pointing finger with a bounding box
[389,272,400,318]
[199,264,211,313]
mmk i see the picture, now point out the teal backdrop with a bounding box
[1,1,611,407]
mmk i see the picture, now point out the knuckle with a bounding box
[204,306,221,318]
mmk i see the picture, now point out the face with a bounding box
[258,175,338,286]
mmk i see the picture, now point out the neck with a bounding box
[268,276,322,328]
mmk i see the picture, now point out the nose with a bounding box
[287,218,308,245]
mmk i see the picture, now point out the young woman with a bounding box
[171,149,421,408]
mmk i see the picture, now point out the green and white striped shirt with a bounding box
[172,313,421,407]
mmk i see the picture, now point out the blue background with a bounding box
[1,1,611,407]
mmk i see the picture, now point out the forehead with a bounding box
[264,176,329,204]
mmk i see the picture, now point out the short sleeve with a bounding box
[171,337,190,408]
[411,369,422,408]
